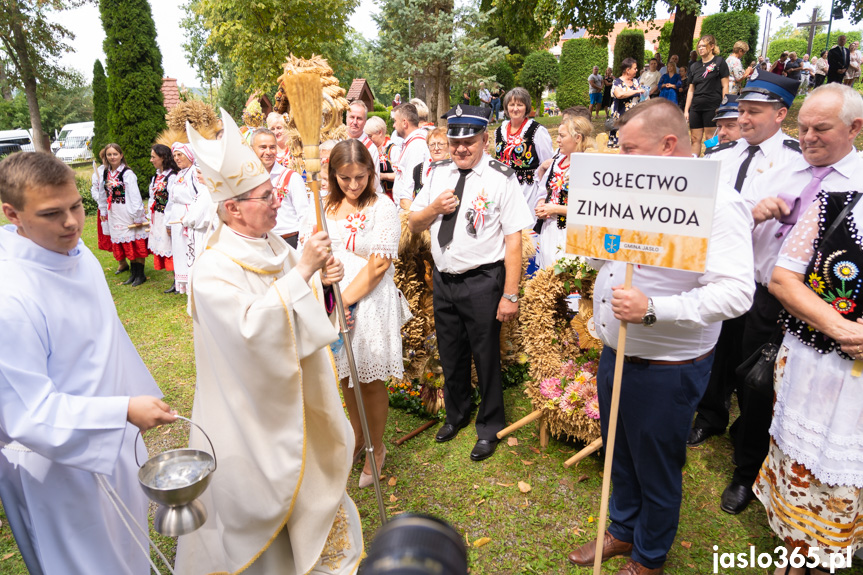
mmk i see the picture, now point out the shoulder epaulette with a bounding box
[488,158,515,177]
[430,159,452,168]
[783,139,802,153]
[704,140,738,155]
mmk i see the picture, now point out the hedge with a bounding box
[700,11,760,66]
[767,32,862,63]
[77,175,99,215]
[767,38,808,64]
[368,111,394,134]
[613,29,645,76]
[557,38,610,109]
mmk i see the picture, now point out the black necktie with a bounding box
[438,168,471,249]
[734,145,760,192]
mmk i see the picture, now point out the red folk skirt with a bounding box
[111,238,150,262]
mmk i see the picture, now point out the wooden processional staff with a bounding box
[281,71,388,525]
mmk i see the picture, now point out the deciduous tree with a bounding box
[517,50,558,116]
[0,0,89,152]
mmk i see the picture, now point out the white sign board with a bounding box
[565,154,720,272]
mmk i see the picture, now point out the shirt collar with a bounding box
[827,149,863,179]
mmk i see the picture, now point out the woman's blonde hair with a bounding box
[426,126,447,144]
[560,115,594,153]
[699,35,721,56]
[732,41,749,55]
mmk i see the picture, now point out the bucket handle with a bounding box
[134,415,217,473]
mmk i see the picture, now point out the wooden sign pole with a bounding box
[593,263,633,575]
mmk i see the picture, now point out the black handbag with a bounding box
[735,192,862,394]
[736,330,782,394]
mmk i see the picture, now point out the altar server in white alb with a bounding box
[0,152,177,575]
[175,110,364,575]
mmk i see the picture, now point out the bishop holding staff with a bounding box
[409,104,533,462]
[174,110,364,575]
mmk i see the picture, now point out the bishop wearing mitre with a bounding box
[174,110,364,574]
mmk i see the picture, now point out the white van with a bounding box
[0,129,35,155]
[54,121,95,164]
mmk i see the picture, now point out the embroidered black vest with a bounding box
[544,154,569,229]
[782,191,863,360]
[150,172,172,213]
[494,120,541,186]
[105,167,129,205]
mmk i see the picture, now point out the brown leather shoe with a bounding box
[616,559,664,574]
[567,531,633,565]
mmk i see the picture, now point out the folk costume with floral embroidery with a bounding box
[99,164,149,261]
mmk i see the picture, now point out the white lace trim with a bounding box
[771,433,863,489]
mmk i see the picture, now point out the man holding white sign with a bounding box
[566,99,754,574]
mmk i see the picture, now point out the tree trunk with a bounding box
[436,62,450,126]
[426,62,440,126]
[0,59,12,101]
[9,9,46,151]
[669,5,699,68]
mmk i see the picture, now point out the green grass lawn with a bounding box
[3,133,863,573]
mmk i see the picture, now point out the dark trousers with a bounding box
[281,233,298,249]
[815,74,827,87]
[433,262,506,440]
[692,315,746,431]
[732,284,784,486]
[598,347,713,568]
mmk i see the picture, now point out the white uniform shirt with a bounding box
[743,149,863,286]
[272,167,310,236]
[356,132,384,194]
[591,182,755,361]
[394,127,430,206]
[707,130,801,196]
[411,153,533,274]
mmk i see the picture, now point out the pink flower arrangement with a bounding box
[583,394,600,420]
[559,382,582,412]
[539,377,564,400]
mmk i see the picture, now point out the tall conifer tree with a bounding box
[91,59,108,158]
[100,0,165,181]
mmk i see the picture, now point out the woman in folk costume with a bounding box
[147,144,178,290]
[534,115,593,269]
[300,140,411,488]
[168,142,202,295]
[175,110,363,575]
[99,143,150,286]
[493,86,554,212]
[90,148,113,255]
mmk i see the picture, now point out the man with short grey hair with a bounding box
[346,100,383,193]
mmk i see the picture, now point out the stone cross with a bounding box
[798,8,830,57]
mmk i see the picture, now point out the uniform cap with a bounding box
[713,94,740,121]
[440,104,491,139]
[738,69,799,108]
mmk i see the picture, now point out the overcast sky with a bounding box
[58,0,853,87]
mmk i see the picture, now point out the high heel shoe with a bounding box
[358,446,386,489]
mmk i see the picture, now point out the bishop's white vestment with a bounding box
[0,226,160,575]
[174,223,363,575]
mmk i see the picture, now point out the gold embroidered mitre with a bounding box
[186,108,269,202]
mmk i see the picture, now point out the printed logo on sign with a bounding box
[604,234,621,254]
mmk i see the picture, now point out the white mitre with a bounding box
[186,108,269,202]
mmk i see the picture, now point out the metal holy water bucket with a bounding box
[135,415,217,536]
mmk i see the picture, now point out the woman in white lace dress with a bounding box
[301,139,410,488]
[754,192,863,574]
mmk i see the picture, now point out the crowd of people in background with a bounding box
[9,25,863,573]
